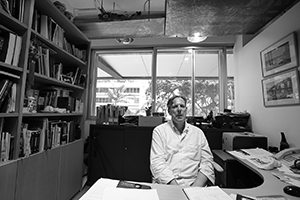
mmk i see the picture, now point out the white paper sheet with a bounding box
[183,186,233,200]
[101,187,159,200]
[79,178,119,200]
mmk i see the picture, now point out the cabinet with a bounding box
[88,125,154,186]
[87,125,252,186]
[0,0,90,199]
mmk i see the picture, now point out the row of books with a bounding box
[0,0,25,22]
[20,119,78,157]
[31,10,87,62]
[0,131,14,162]
[0,118,14,162]
[0,25,22,66]
[23,87,84,114]
[30,39,87,87]
[0,77,17,113]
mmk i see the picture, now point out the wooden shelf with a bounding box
[34,73,85,91]
[32,30,87,67]
[22,113,83,118]
[0,113,19,118]
[0,10,27,35]
[34,0,89,44]
[0,0,90,199]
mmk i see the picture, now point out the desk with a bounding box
[214,150,299,200]
[81,150,300,200]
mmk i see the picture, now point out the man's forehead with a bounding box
[172,97,185,104]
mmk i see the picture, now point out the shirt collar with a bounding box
[169,120,189,135]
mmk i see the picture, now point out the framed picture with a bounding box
[262,68,300,107]
[260,32,298,77]
[60,75,73,84]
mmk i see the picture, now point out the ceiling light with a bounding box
[115,38,135,45]
[187,32,207,43]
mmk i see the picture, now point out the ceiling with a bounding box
[65,0,300,40]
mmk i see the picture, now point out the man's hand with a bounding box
[191,172,208,187]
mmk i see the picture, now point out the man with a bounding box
[150,95,215,186]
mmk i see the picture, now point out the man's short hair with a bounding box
[167,95,187,110]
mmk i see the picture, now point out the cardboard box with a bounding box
[138,116,163,127]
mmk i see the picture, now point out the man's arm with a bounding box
[191,171,208,187]
[194,131,215,186]
[150,128,175,184]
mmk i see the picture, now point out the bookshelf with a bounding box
[0,0,90,199]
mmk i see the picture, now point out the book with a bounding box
[0,79,13,111]
[4,31,16,64]
[0,131,11,162]
[183,186,232,200]
[39,118,48,152]
[17,0,25,22]
[0,79,10,99]
[72,67,82,85]
[0,0,11,15]
[0,25,10,62]
[0,82,14,113]
[0,117,4,159]
[12,35,22,66]
[6,82,16,113]
[40,14,49,39]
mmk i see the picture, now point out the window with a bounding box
[90,47,234,118]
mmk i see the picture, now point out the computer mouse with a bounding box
[283,185,300,197]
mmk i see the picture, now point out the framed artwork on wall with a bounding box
[262,68,300,107]
[260,32,298,77]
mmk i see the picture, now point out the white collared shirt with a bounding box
[150,120,215,186]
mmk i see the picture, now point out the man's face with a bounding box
[169,97,187,123]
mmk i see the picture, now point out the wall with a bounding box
[234,2,300,148]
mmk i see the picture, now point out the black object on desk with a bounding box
[283,185,300,197]
[117,180,152,189]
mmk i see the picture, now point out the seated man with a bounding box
[150,95,215,186]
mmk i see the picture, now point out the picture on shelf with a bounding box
[260,32,298,77]
[262,68,300,107]
[60,74,73,84]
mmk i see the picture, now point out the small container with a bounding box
[280,132,289,151]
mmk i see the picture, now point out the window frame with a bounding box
[88,46,233,119]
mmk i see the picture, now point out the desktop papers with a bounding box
[227,148,273,160]
[227,148,281,170]
[183,186,232,200]
[102,187,159,200]
[79,178,158,200]
[79,178,119,200]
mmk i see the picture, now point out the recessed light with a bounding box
[115,38,135,45]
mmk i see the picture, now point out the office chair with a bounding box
[213,161,224,173]
[208,161,224,187]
